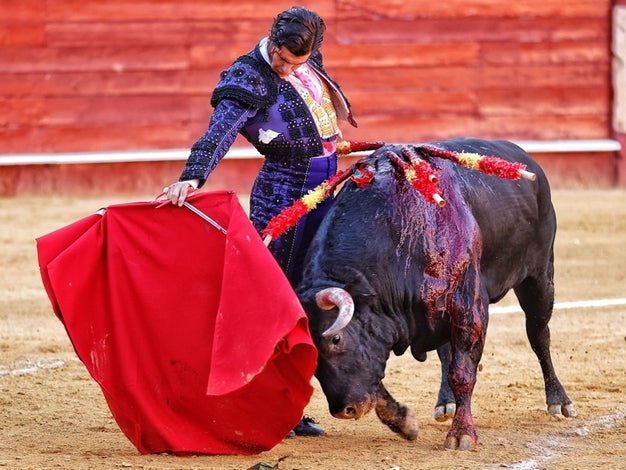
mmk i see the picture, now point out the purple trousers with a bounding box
[250,153,337,288]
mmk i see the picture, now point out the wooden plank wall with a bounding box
[0,0,618,194]
[0,0,613,151]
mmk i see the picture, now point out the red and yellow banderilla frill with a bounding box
[262,141,385,245]
[416,144,536,181]
[262,142,537,244]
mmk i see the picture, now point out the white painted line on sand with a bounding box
[2,298,623,377]
[491,297,626,315]
[0,358,66,378]
[487,408,626,470]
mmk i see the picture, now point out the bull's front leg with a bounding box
[445,299,487,451]
[375,382,419,440]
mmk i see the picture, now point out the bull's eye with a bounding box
[331,334,341,345]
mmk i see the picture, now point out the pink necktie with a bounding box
[293,69,321,103]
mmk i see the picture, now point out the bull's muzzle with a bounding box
[332,397,376,420]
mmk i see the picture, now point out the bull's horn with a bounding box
[315,287,355,337]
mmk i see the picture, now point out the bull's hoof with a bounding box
[548,403,577,418]
[399,413,419,441]
[375,389,419,440]
[377,408,419,441]
[444,434,476,451]
[434,403,456,422]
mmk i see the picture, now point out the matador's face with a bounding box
[268,44,311,78]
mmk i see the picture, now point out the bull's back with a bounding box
[304,138,555,303]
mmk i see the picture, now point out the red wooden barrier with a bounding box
[0,0,621,192]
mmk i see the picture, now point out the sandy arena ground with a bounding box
[1,189,625,469]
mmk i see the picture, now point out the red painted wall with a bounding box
[0,0,620,194]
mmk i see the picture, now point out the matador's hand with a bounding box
[162,180,197,207]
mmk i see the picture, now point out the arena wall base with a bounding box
[0,140,621,197]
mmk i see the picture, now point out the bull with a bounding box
[296,138,576,450]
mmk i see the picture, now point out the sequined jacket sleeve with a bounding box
[179,99,257,187]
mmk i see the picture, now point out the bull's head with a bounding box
[303,285,396,421]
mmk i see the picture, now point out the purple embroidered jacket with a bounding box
[179,43,357,286]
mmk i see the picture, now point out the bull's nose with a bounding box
[330,396,376,419]
[333,405,366,420]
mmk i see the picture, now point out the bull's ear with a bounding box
[343,268,377,300]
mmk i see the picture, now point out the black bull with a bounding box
[296,138,576,450]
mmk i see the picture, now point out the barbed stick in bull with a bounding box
[262,146,445,244]
[335,140,386,156]
[262,140,385,245]
[262,142,536,244]
[263,167,355,246]
[415,143,537,181]
[385,148,445,206]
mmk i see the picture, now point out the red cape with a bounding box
[36,191,317,455]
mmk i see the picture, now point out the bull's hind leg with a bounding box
[514,276,577,417]
[375,383,419,440]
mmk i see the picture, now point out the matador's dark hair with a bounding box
[269,6,325,56]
